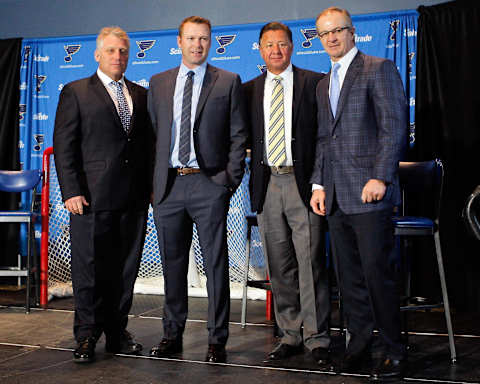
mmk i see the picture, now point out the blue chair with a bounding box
[393,160,456,363]
[0,170,42,313]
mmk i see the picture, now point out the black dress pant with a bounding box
[153,171,231,345]
[328,205,405,360]
[70,207,148,342]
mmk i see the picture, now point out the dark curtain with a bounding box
[414,1,480,311]
[0,38,22,267]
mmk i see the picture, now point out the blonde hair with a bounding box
[96,26,130,50]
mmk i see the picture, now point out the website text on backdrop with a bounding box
[147,15,248,364]
[243,21,331,367]
[310,6,408,380]
[53,26,153,363]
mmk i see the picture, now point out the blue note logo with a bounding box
[64,44,81,62]
[389,20,400,41]
[257,64,267,73]
[19,104,26,121]
[23,46,31,64]
[408,52,415,73]
[136,40,155,58]
[35,75,47,92]
[33,134,45,152]
[301,28,318,48]
[215,35,236,54]
[409,123,415,146]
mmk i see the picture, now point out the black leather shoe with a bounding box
[265,343,303,362]
[105,330,143,355]
[337,352,371,373]
[370,358,406,381]
[73,337,96,363]
[311,347,333,370]
[205,344,227,363]
[150,338,182,357]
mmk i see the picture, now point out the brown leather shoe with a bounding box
[150,338,182,357]
[205,344,227,363]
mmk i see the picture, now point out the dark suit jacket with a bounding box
[244,66,324,213]
[310,51,407,215]
[53,73,153,211]
[148,64,248,204]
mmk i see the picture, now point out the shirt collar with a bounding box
[179,61,207,79]
[266,63,293,81]
[330,46,358,72]
[97,68,125,87]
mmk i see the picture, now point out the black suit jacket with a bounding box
[53,73,153,211]
[243,66,324,213]
[148,64,248,204]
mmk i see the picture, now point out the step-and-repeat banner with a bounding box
[19,9,417,173]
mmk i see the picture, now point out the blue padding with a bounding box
[0,170,42,192]
[0,211,34,217]
[392,216,434,228]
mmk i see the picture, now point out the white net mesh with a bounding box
[46,158,267,300]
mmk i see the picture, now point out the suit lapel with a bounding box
[195,64,218,122]
[164,67,179,131]
[125,79,136,134]
[332,51,363,128]
[90,73,123,130]
[292,66,305,131]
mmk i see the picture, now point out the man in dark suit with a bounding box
[147,16,247,363]
[54,26,152,363]
[310,7,407,380]
[243,22,331,367]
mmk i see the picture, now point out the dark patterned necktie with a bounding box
[179,71,195,166]
[111,81,131,132]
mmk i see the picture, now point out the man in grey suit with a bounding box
[310,7,407,380]
[147,16,247,363]
[243,22,331,367]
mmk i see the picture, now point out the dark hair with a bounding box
[259,22,292,44]
[179,16,212,36]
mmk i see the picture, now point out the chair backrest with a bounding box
[0,170,42,193]
[462,185,480,241]
[398,160,444,221]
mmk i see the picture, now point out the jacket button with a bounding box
[127,138,131,142]
[332,134,337,139]
[260,160,264,165]
[125,159,129,164]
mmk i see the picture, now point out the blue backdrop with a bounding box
[18,9,417,174]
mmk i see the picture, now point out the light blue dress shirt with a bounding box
[170,62,207,168]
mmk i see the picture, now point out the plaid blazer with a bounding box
[310,51,407,215]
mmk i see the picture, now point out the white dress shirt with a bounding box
[96,68,133,115]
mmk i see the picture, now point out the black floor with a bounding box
[1,289,479,384]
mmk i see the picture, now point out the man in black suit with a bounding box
[54,26,152,363]
[147,16,247,363]
[310,7,407,380]
[243,22,331,366]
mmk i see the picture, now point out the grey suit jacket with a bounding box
[310,51,407,215]
[148,64,248,204]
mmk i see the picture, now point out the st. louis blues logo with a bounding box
[215,35,236,54]
[389,20,400,41]
[408,52,415,73]
[409,123,415,145]
[257,64,267,73]
[301,28,318,48]
[23,46,31,63]
[136,40,156,58]
[35,75,47,92]
[64,44,81,62]
[19,104,26,121]
[33,134,45,152]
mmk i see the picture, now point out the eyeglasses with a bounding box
[318,26,351,40]
[262,41,291,50]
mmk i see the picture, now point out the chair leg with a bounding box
[434,231,457,364]
[241,222,252,328]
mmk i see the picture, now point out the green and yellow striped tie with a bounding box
[267,76,286,166]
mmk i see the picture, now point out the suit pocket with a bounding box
[84,160,106,171]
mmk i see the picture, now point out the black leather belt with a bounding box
[270,166,294,175]
[175,167,201,176]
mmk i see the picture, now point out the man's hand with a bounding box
[65,195,89,215]
[361,179,386,203]
[310,189,326,216]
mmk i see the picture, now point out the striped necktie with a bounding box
[179,71,194,166]
[267,76,286,166]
